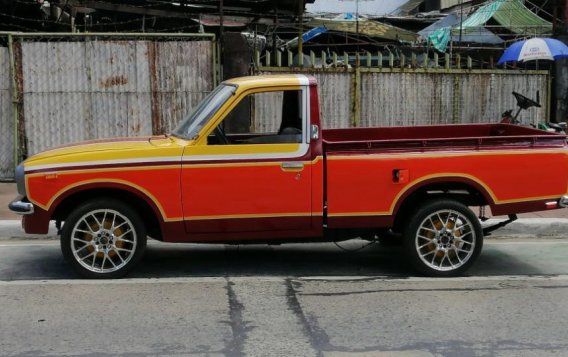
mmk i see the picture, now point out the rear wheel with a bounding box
[61,198,147,279]
[403,199,483,277]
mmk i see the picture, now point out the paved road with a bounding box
[1,237,568,356]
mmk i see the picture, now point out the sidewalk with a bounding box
[0,183,19,220]
[1,182,567,239]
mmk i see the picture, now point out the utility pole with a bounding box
[553,0,568,123]
[219,0,224,79]
[458,0,464,47]
[297,0,303,66]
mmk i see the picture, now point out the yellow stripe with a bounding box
[328,212,389,217]
[326,149,567,161]
[27,178,183,222]
[26,165,180,178]
[186,156,323,169]
[328,172,565,218]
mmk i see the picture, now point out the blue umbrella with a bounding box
[497,37,568,64]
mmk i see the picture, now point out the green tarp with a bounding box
[427,0,552,52]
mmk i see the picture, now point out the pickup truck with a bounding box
[9,74,568,278]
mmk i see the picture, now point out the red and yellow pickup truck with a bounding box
[9,74,568,278]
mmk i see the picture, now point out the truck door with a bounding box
[181,86,312,233]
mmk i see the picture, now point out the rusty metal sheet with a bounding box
[313,72,352,129]
[24,93,88,155]
[459,73,548,124]
[0,46,14,179]
[360,72,455,127]
[22,42,89,155]
[254,91,283,133]
[155,41,213,133]
[360,71,547,128]
[87,40,152,137]
[19,39,214,156]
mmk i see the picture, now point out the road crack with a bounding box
[285,279,327,357]
[224,278,248,357]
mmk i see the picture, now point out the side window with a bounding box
[209,90,304,145]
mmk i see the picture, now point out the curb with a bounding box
[482,218,568,238]
[0,218,567,241]
[0,221,59,240]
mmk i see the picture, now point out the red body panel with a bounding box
[324,149,568,228]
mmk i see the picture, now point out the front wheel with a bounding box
[61,198,147,279]
[403,199,483,277]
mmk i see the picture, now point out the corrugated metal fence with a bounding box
[0,45,13,180]
[256,51,550,129]
[0,33,217,180]
[0,36,551,180]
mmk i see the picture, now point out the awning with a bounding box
[419,13,503,46]
[427,0,552,52]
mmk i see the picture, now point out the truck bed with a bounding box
[323,122,568,229]
[322,124,567,152]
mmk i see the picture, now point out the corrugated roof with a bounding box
[309,17,419,42]
[392,0,424,16]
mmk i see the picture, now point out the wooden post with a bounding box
[276,50,282,67]
[352,66,361,127]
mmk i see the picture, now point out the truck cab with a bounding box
[174,75,325,239]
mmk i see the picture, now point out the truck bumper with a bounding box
[8,196,51,234]
[558,196,568,208]
[8,196,34,215]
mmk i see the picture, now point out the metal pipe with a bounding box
[297,0,303,64]
[7,34,19,170]
[0,31,216,39]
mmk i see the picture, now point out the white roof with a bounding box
[306,0,408,16]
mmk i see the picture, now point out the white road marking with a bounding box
[1,275,568,286]
[1,239,568,248]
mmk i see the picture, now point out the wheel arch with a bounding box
[50,182,165,241]
[391,176,494,233]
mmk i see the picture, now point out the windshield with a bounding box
[172,83,236,139]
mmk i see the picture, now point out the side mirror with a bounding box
[311,125,319,141]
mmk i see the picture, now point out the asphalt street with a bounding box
[2,227,568,356]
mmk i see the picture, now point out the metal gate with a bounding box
[0,32,217,180]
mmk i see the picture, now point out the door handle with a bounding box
[281,161,304,171]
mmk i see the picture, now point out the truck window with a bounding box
[172,84,236,140]
[209,90,303,145]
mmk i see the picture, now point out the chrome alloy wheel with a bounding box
[415,209,476,272]
[70,209,137,274]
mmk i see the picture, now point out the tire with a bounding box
[403,199,483,277]
[61,198,147,279]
